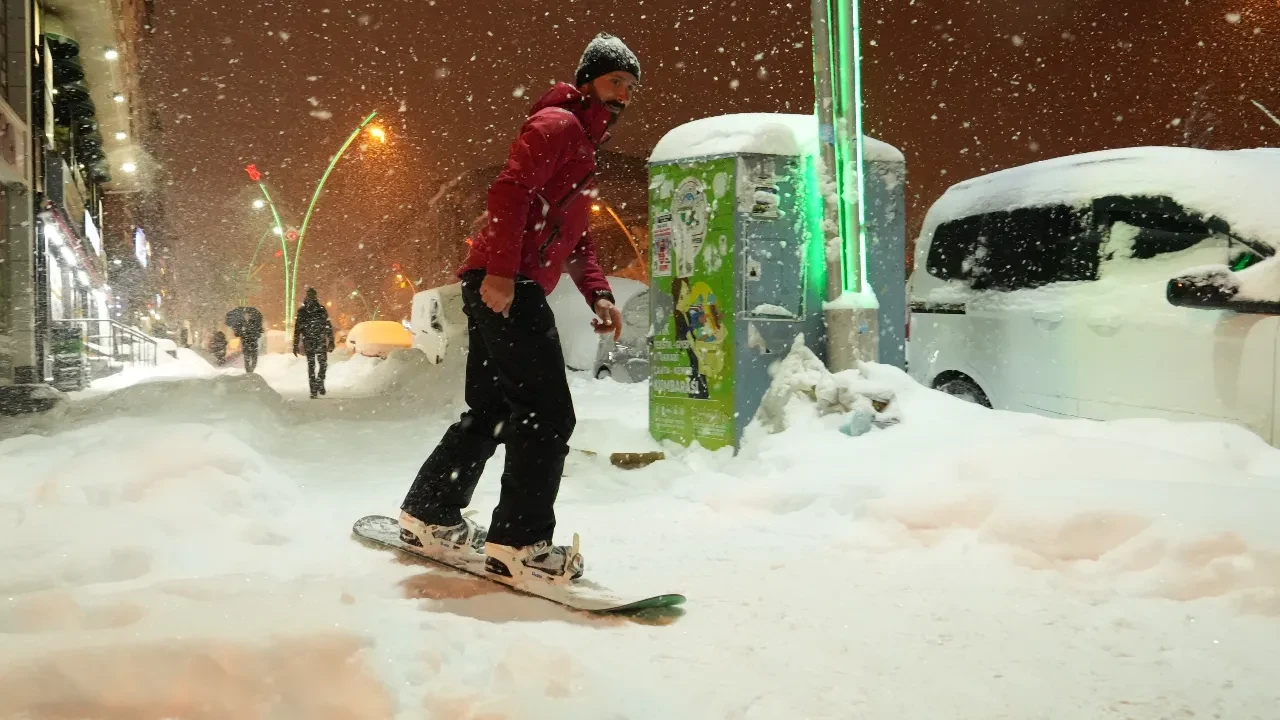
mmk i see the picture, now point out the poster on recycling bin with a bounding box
[647,157,737,450]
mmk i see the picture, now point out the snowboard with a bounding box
[352,515,685,614]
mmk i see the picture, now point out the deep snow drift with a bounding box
[1,346,1278,718]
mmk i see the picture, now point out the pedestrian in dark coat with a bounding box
[293,288,334,398]
[398,32,640,584]
[209,330,228,366]
[228,306,265,374]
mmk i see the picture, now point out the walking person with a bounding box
[228,306,265,374]
[209,329,228,366]
[397,33,638,586]
[293,288,335,398]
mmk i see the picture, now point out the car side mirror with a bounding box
[1166,265,1238,310]
[1167,264,1280,315]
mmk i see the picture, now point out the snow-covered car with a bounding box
[546,274,647,371]
[406,274,647,370]
[908,146,1280,443]
[410,283,466,364]
[345,320,413,358]
[593,288,650,382]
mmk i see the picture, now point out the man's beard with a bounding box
[605,100,626,114]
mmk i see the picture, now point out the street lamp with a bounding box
[253,199,265,209]
[368,126,387,143]
[290,111,380,322]
[246,110,378,332]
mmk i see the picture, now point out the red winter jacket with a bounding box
[458,83,615,308]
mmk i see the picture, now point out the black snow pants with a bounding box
[242,337,260,374]
[401,269,575,548]
[306,351,327,396]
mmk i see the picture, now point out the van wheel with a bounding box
[595,366,612,380]
[934,375,992,408]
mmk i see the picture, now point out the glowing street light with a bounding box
[253,199,265,209]
[246,110,378,332]
[104,48,119,60]
[368,126,387,143]
[121,162,137,173]
[112,92,125,103]
[114,131,127,141]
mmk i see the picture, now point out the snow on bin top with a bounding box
[649,113,904,165]
[920,146,1280,252]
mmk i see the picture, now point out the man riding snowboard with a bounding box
[397,33,640,585]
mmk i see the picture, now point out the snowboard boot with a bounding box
[398,510,488,558]
[484,536,585,586]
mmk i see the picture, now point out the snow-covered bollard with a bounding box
[753,335,900,434]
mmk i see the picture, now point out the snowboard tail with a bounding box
[352,515,684,614]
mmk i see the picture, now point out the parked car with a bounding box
[908,146,1280,443]
[410,283,466,364]
[594,288,650,382]
[545,274,647,371]
[345,320,413,358]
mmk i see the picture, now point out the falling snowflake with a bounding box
[357,14,371,25]
[310,110,333,120]
[307,76,318,82]
[1011,35,1025,46]
[729,79,740,90]
[513,86,526,98]
[307,97,320,106]
[434,67,450,79]
[278,31,291,41]
[399,99,407,112]
[1226,12,1242,24]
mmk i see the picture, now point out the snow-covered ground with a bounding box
[1,346,1278,718]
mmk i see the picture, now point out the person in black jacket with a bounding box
[228,306,265,374]
[293,288,335,398]
[209,329,228,366]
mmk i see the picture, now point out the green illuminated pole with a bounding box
[254,183,293,332]
[289,111,379,314]
[812,0,876,368]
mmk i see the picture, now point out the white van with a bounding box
[908,146,1280,444]
[410,284,466,364]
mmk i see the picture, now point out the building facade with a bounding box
[0,0,153,412]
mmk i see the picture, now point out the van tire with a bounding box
[934,374,992,408]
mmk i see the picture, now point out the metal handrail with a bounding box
[52,318,159,367]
